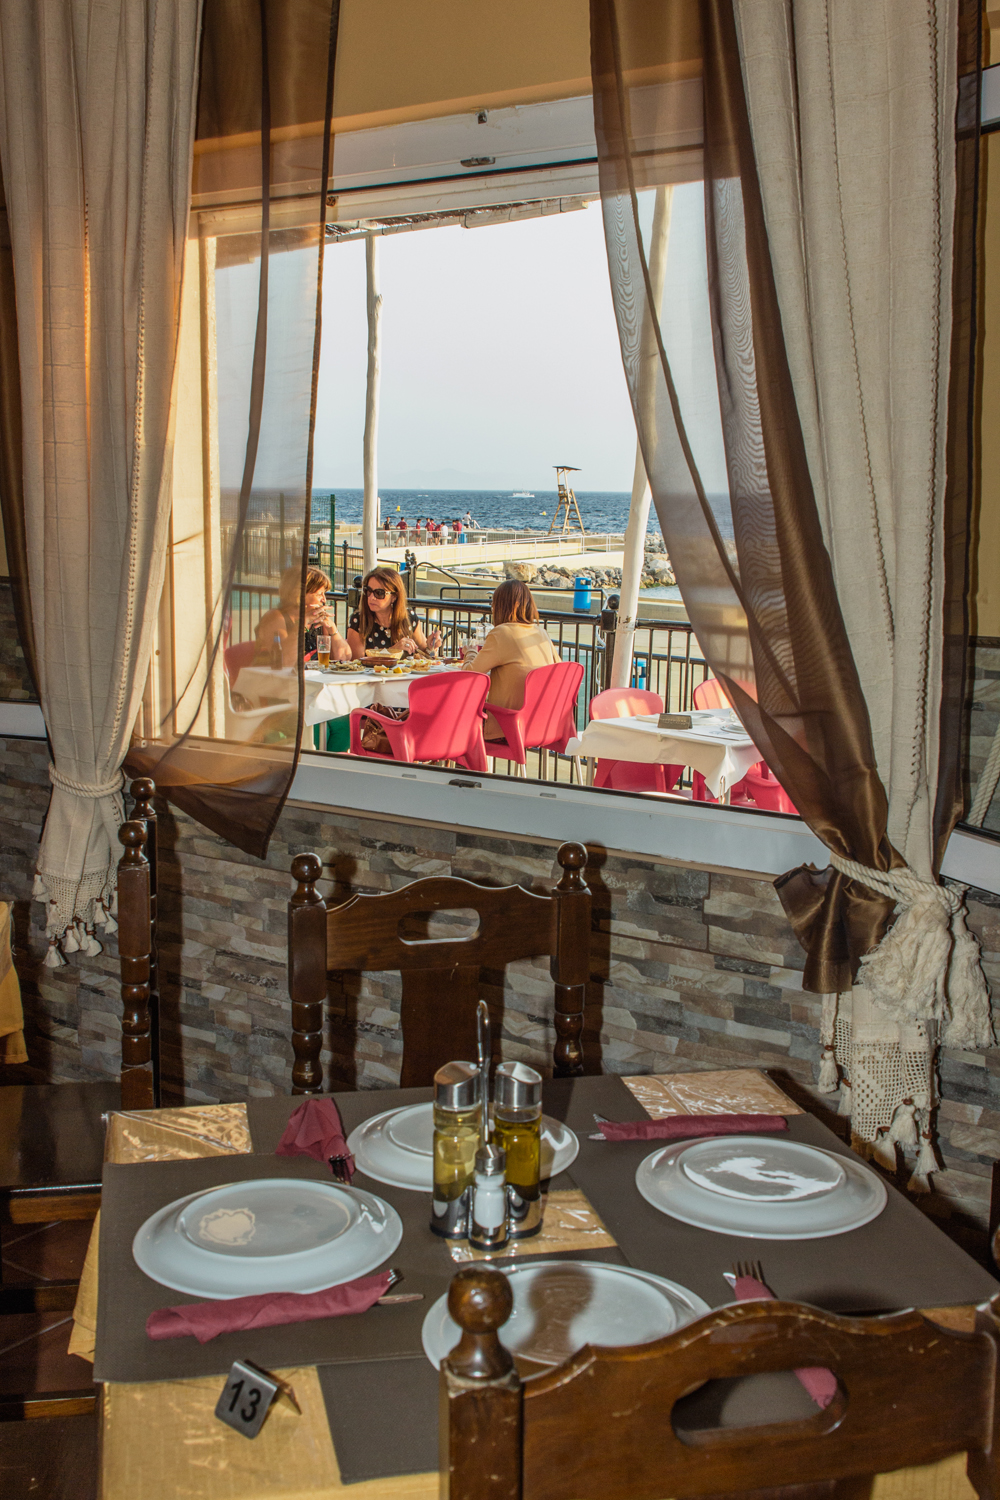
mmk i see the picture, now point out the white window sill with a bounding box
[5,701,998,894]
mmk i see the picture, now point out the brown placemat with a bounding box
[94,1152,456,1385]
[318,1356,439,1484]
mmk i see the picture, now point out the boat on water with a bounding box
[511,490,534,498]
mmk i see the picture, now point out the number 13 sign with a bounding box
[214,1360,281,1439]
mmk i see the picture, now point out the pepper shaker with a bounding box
[468,1143,509,1252]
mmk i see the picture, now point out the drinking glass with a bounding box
[317,634,332,668]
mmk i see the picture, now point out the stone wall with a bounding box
[2,729,999,1260]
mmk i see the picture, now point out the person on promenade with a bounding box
[347,567,442,658]
[453,517,465,544]
[438,518,450,545]
[382,516,392,538]
[396,516,408,538]
[254,566,350,667]
[463,508,477,530]
[461,579,558,740]
[414,517,424,539]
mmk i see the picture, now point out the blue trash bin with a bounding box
[573,576,592,613]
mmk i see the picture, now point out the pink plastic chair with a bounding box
[224,640,256,683]
[485,661,584,777]
[743,763,798,815]
[588,688,682,795]
[691,676,755,803]
[349,671,489,772]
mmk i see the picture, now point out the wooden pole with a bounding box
[611,186,672,690]
[362,236,382,576]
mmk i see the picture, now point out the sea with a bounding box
[309,488,656,536]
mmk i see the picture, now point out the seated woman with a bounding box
[462,580,558,739]
[347,567,441,659]
[254,566,350,667]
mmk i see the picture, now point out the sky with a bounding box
[214,184,729,498]
[313,201,640,492]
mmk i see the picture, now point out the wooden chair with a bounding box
[287,842,591,1091]
[440,1267,1000,1500]
[0,780,158,1417]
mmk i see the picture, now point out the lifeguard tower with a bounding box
[548,466,586,537]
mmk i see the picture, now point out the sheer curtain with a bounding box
[0,0,202,961]
[127,0,341,860]
[591,0,990,1180]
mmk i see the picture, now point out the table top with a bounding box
[566,711,761,795]
[94,1076,999,1498]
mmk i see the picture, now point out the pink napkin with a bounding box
[733,1275,838,1409]
[146,1272,392,1344]
[275,1097,354,1179]
[598,1114,788,1142]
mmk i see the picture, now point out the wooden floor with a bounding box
[0,1220,98,1500]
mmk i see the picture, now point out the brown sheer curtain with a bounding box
[0,163,37,698]
[128,0,340,858]
[591,0,899,994]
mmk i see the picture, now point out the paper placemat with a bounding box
[623,1069,803,1118]
[319,1357,440,1485]
[105,1103,253,1162]
[449,1188,616,1263]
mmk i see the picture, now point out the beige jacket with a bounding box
[463,622,559,739]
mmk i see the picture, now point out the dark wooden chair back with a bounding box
[287,842,591,1090]
[440,1268,1000,1500]
[115,775,160,1108]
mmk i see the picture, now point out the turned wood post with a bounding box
[551,841,589,1077]
[288,853,328,1094]
[440,1268,522,1500]
[117,821,154,1110]
[129,777,160,1105]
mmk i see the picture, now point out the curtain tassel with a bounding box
[908,1126,938,1194]
[817,1045,839,1093]
[837,1078,853,1117]
[62,924,81,955]
[97,900,118,935]
[32,872,46,900]
[83,924,102,957]
[888,1099,918,1149]
[872,1131,897,1172]
[43,937,65,968]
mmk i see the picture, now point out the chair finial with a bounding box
[118,820,147,857]
[556,842,587,887]
[446,1269,514,1381]
[291,852,323,887]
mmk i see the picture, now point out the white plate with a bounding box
[349,1104,579,1192]
[133,1177,403,1299]
[422,1260,710,1371]
[636,1137,887,1240]
[679,1138,847,1203]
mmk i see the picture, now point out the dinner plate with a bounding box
[422,1260,710,1372]
[636,1137,886,1239]
[133,1177,403,1298]
[348,1104,579,1192]
[678,1137,847,1202]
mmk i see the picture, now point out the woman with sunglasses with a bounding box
[347,567,441,659]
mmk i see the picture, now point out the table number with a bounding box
[214,1360,284,1439]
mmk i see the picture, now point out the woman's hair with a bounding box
[278,565,331,608]
[492,579,539,626]
[357,567,413,645]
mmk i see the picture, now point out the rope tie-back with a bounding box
[48,766,124,799]
[828,851,992,1051]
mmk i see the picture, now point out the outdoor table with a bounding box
[233,662,463,728]
[86,1074,997,1500]
[565,709,762,799]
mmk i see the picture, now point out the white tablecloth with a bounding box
[565,710,761,798]
[232,663,462,726]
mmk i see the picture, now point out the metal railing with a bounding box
[225,588,710,787]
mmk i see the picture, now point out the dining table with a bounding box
[565,709,761,799]
[232,661,466,729]
[80,1069,998,1500]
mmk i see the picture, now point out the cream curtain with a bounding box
[735,0,987,1176]
[0,0,202,958]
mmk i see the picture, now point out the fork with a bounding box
[732,1260,768,1287]
[377,1269,424,1305]
[329,1154,353,1183]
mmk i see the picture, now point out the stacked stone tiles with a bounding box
[1,730,998,1248]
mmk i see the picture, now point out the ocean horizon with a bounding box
[309,487,649,536]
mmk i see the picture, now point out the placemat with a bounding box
[319,1357,439,1485]
[94,1152,456,1384]
[448,1188,616,1264]
[623,1068,803,1118]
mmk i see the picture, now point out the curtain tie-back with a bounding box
[48,766,124,799]
[827,852,992,1052]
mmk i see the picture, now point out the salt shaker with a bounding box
[468,1143,509,1252]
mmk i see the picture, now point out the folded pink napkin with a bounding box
[733,1275,837,1409]
[275,1096,354,1178]
[598,1114,788,1142]
[146,1272,392,1344]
